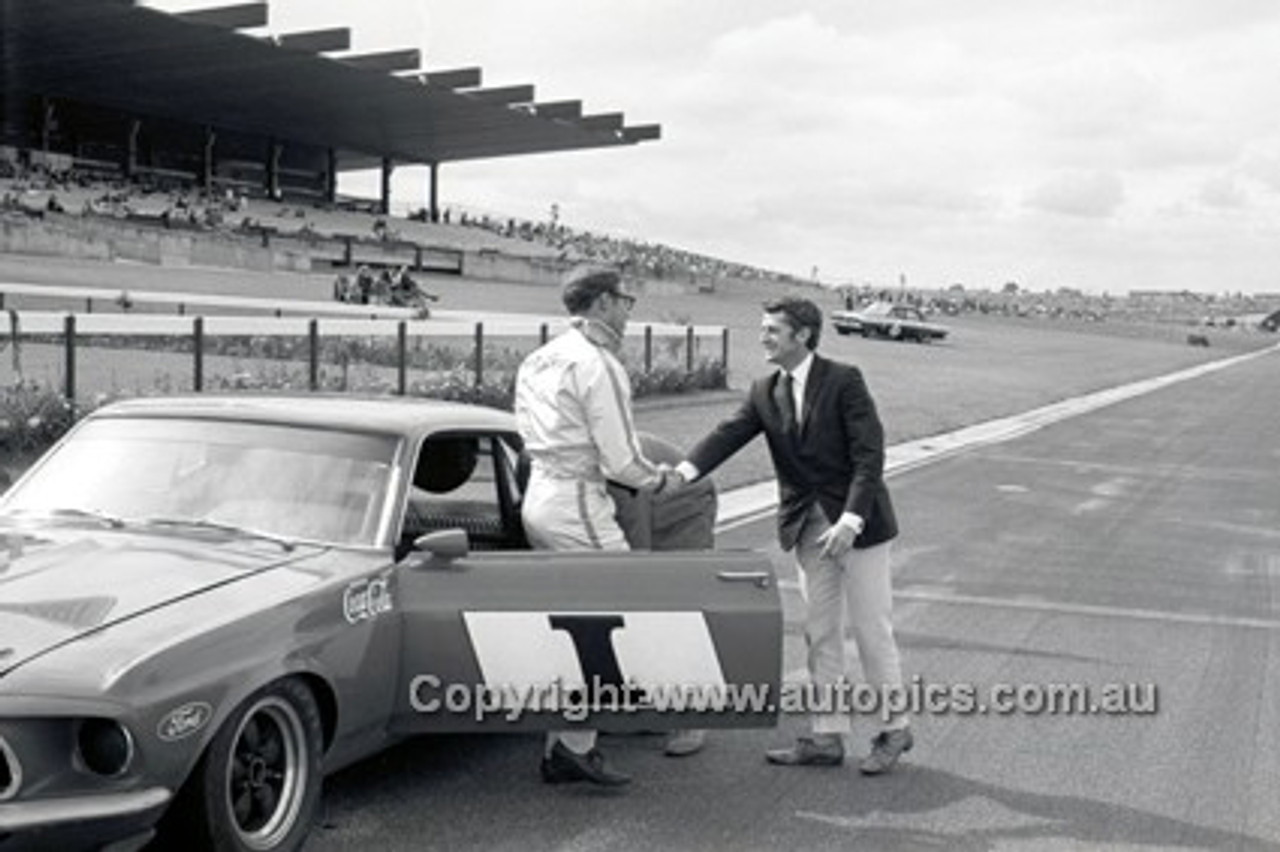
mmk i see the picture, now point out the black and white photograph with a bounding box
[1,2,1277,850]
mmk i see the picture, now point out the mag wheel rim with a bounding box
[224,696,308,850]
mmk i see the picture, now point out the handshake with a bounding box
[654,462,692,496]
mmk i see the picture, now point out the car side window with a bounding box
[399,432,526,554]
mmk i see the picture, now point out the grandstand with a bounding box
[0,1,816,294]
[0,1,659,210]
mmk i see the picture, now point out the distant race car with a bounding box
[831,301,950,342]
[0,395,780,851]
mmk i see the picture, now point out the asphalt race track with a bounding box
[302,348,1279,852]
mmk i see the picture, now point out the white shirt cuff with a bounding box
[838,512,865,535]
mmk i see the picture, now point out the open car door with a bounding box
[392,540,781,734]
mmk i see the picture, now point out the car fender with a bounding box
[3,552,392,789]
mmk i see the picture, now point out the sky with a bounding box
[146,1,1280,295]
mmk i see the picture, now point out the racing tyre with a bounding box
[167,679,323,852]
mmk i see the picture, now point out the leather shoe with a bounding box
[859,728,913,775]
[765,735,844,766]
[663,729,706,757]
[540,741,631,787]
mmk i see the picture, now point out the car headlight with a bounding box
[75,718,134,778]
[0,735,19,800]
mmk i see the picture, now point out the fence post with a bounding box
[721,327,730,385]
[63,314,76,414]
[686,325,695,374]
[397,320,407,395]
[473,322,484,387]
[192,317,204,391]
[8,309,20,377]
[539,322,549,345]
[308,318,319,391]
[644,325,653,373]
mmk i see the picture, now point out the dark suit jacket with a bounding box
[687,354,897,552]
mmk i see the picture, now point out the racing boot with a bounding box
[540,741,631,787]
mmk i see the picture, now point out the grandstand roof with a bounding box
[1,0,661,169]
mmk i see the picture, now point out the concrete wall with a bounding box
[1,215,113,262]
[0,213,705,295]
[462,249,564,286]
[0,214,310,272]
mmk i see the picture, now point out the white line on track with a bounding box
[777,579,1280,630]
[893,587,1280,631]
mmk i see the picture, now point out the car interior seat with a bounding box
[401,435,506,551]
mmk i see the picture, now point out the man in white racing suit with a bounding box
[514,265,674,787]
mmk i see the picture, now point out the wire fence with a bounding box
[0,310,731,412]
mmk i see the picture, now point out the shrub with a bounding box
[0,382,79,455]
[0,352,726,469]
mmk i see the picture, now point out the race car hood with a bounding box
[0,527,315,674]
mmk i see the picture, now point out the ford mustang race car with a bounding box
[0,395,781,851]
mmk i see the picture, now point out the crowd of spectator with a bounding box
[3,141,805,292]
[0,156,262,233]
[433,205,806,291]
[837,284,1280,331]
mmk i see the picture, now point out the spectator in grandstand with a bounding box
[355,265,375,304]
[514,264,677,787]
[673,296,914,774]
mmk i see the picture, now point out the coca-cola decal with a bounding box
[158,701,213,742]
[344,572,394,624]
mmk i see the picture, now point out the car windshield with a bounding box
[0,417,398,547]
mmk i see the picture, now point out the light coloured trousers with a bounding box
[793,503,908,736]
[523,473,627,552]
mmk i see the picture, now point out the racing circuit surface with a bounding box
[299,344,1280,850]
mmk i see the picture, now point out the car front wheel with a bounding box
[168,679,323,852]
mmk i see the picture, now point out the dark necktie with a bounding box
[775,371,797,433]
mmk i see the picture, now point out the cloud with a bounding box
[1240,142,1280,194]
[1198,175,1249,210]
[1023,171,1126,218]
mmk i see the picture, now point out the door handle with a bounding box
[716,570,772,589]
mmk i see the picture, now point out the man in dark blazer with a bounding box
[673,296,913,773]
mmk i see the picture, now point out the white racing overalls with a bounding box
[514,317,663,756]
[515,318,662,551]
